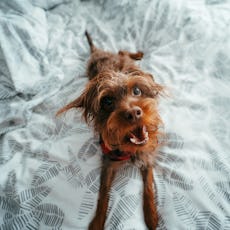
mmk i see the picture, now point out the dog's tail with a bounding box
[85,31,96,53]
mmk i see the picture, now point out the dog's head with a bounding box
[57,71,163,154]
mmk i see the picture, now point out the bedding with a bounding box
[0,0,230,229]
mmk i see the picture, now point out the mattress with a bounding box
[0,0,229,229]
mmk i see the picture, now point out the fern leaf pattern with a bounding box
[173,192,226,230]
[62,148,85,188]
[34,204,64,228]
[31,162,62,187]
[78,137,101,161]
[19,187,51,211]
[173,192,198,226]
[0,170,64,229]
[195,212,221,230]
[77,191,96,221]
[108,194,140,230]
[224,216,230,230]
[216,181,230,203]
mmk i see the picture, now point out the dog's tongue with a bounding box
[130,126,149,145]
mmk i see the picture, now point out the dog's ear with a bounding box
[56,81,98,123]
[144,73,155,82]
[56,92,85,116]
[152,82,164,98]
[143,73,164,98]
[118,50,144,60]
[128,51,144,60]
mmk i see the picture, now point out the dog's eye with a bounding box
[101,96,115,111]
[133,87,142,96]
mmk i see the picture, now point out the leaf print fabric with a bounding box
[0,0,230,229]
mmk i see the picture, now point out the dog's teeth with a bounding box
[129,126,149,145]
[130,136,149,145]
[130,137,137,144]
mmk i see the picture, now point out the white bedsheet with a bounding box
[0,0,230,229]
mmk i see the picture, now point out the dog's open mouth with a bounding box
[128,125,149,145]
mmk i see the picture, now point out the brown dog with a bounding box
[57,32,164,230]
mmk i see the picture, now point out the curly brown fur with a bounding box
[57,31,164,230]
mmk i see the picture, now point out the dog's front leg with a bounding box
[89,159,116,230]
[141,166,158,230]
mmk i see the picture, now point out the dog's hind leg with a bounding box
[141,166,158,230]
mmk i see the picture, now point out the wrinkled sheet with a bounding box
[0,0,230,229]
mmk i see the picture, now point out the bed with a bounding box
[0,0,229,229]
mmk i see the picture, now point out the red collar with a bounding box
[100,140,133,161]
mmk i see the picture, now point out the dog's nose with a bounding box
[124,106,143,122]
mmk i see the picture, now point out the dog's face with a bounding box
[69,71,163,154]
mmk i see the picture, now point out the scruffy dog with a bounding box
[57,32,164,230]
